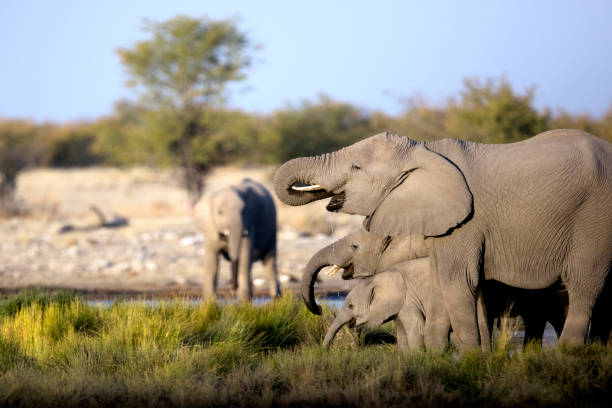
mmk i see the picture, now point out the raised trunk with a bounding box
[323,310,352,347]
[301,237,351,315]
[273,155,336,206]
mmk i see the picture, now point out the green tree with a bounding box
[0,120,48,212]
[261,96,373,163]
[117,15,252,201]
[388,97,448,141]
[446,78,549,143]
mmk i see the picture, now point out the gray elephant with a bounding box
[275,130,612,348]
[305,229,567,349]
[323,259,444,350]
[193,178,280,301]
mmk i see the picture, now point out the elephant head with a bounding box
[209,187,247,263]
[323,271,406,347]
[301,228,429,315]
[274,132,473,238]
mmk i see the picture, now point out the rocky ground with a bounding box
[0,167,359,298]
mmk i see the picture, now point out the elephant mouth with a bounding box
[326,192,345,212]
[341,263,354,279]
[347,317,357,328]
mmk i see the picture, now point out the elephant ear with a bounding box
[366,144,473,237]
[367,271,406,326]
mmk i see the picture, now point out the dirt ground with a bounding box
[0,166,362,298]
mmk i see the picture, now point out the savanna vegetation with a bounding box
[0,290,609,407]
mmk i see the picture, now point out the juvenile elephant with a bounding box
[193,178,280,301]
[306,229,567,349]
[301,228,428,312]
[275,130,612,348]
[323,259,445,350]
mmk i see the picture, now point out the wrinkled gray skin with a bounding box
[275,130,612,348]
[308,230,567,349]
[194,178,280,301]
[323,259,448,350]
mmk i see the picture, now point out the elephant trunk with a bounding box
[228,222,244,290]
[301,237,351,315]
[227,221,243,262]
[273,154,337,206]
[323,311,353,347]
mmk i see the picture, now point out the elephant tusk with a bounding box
[326,265,342,277]
[291,184,323,192]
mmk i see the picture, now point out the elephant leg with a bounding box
[560,262,609,344]
[397,307,424,350]
[231,261,239,290]
[477,289,492,352]
[263,251,281,298]
[394,317,409,351]
[522,314,546,346]
[436,250,482,351]
[423,298,451,350]
[236,235,253,301]
[203,247,219,301]
[588,277,611,344]
[424,318,451,350]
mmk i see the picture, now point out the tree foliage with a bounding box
[117,15,253,201]
[261,96,375,163]
[0,120,47,210]
[3,77,612,188]
[446,78,549,143]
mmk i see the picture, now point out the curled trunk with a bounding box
[273,156,335,206]
[301,237,351,315]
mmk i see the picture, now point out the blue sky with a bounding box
[1,0,611,122]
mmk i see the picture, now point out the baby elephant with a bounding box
[323,258,449,350]
[193,178,280,301]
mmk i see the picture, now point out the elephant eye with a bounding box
[348,303,354,309]
[351,163,361,170]
[350,243,359,250]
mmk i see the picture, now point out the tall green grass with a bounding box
[0,290,610,407]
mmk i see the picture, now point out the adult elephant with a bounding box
[274,130,612,348]
[194,178,281,301]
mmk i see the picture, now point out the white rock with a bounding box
[180,235,203,246]
[173,276,186,285]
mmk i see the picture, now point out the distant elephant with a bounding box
[275,130,612,348]
[323,259,447,350]
[193,178,280,301]
[306,229,567,349]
